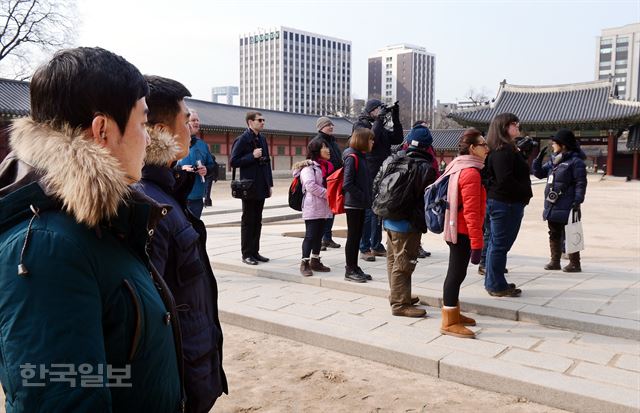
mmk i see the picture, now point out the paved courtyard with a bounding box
[206,175,640,413]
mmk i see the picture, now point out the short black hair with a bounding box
[412,120,426,128]
[30,47,149,135]
[144,75,192,126]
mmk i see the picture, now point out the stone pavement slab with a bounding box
[207,225,640,339]
[216,269,640,413]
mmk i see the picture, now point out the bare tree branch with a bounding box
[0,0,76,79]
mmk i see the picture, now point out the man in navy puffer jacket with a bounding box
[136,76,227,412]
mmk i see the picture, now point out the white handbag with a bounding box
[565,209,584,254]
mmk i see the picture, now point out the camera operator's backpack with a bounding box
[327,153,358,214]
[288,176,303,211]
[372,154,417,219]
[423,175,450,234]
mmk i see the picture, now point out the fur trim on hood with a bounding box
[292,159,313,177]
[9,117,129,228]
[144,126,181,166]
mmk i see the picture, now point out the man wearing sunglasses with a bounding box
[230,111,274,265]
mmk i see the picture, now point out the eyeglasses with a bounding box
[256,118,265,123]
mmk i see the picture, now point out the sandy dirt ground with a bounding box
[1,176,636,412]
[213,323,567,413]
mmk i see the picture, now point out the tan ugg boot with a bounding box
[440,307,475,339]
[456,304,476,326]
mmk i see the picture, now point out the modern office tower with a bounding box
[211,86,239,105]
[239,27,352,115]
[368,44,435,128]
[595,23,640,100]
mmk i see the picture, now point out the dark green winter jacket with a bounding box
[0,118,183,413]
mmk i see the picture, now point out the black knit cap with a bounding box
[551,129,577,150]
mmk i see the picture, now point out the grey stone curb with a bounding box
[201,203,289,217]
[205,212,302,228]
[219,305,639,413]
[214,261,640,340]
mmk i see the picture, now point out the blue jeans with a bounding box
[484,199,525,292]
[480,208,491,266]
[359,208,383,252]
[187,199,204,219]
[322,215,335,242]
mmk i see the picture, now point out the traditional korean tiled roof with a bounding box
[185,98,354,138]
[0,78,354,137]
[449,80,640,130]
[431,128,466,151]
[0,78,30,118]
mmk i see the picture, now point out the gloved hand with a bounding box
[572,202,581,211]
[391,101,400,120]
[536,146,548,161]
[470,249,482,265]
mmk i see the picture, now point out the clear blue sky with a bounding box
[75,0,639,103]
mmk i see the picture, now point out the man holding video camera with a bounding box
[352,99,404,261]
[230,111,274,266]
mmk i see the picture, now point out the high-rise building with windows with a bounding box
[368,44,435,128]
[595,23,640,100]
[239,27,352,115]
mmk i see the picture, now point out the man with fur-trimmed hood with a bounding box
[0,48,184,412]
[135,75,227,413]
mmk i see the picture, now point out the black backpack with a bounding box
[288,175,304,211]
[372,154,417,220]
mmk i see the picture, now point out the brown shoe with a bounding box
[487,287,522,297]
[300,260,312,277]
[360,251,376,262]
[371,247,387,257]
[440,307,475,339]
[309,257,330,272]
[392,305,426,318]
[411,295,420,305]
[456,305,476,326]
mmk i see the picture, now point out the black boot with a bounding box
[563,252,581,272]
[545,238,562,270]
[310,257,330,272]
[345,266,366,283]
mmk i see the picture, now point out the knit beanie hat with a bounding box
[405,125,433,148]
[316,117,333,131]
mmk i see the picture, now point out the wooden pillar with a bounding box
[606,130,616,176]
[633,150,639,180]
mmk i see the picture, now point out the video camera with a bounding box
[379,101,399,117]
[515,136,538,158]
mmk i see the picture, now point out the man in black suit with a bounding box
[230,111,274,265]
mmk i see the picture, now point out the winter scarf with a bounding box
[437,154,486,244]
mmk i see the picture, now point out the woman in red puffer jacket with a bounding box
[438,128,489,339]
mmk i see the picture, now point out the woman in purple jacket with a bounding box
[292,138,334,276]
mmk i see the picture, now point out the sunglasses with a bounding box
[255,118,265,123]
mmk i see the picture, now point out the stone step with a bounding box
[202,206,301,227]
[213,259,640,341]
[217,269,640,413]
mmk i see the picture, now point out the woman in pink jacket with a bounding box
[438,128,489,339]
[292,139,334,276]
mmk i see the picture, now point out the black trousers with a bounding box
[241,198,265,259]
[443,233,471,307]
[302,219,327,259]
[345,208,365,268]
